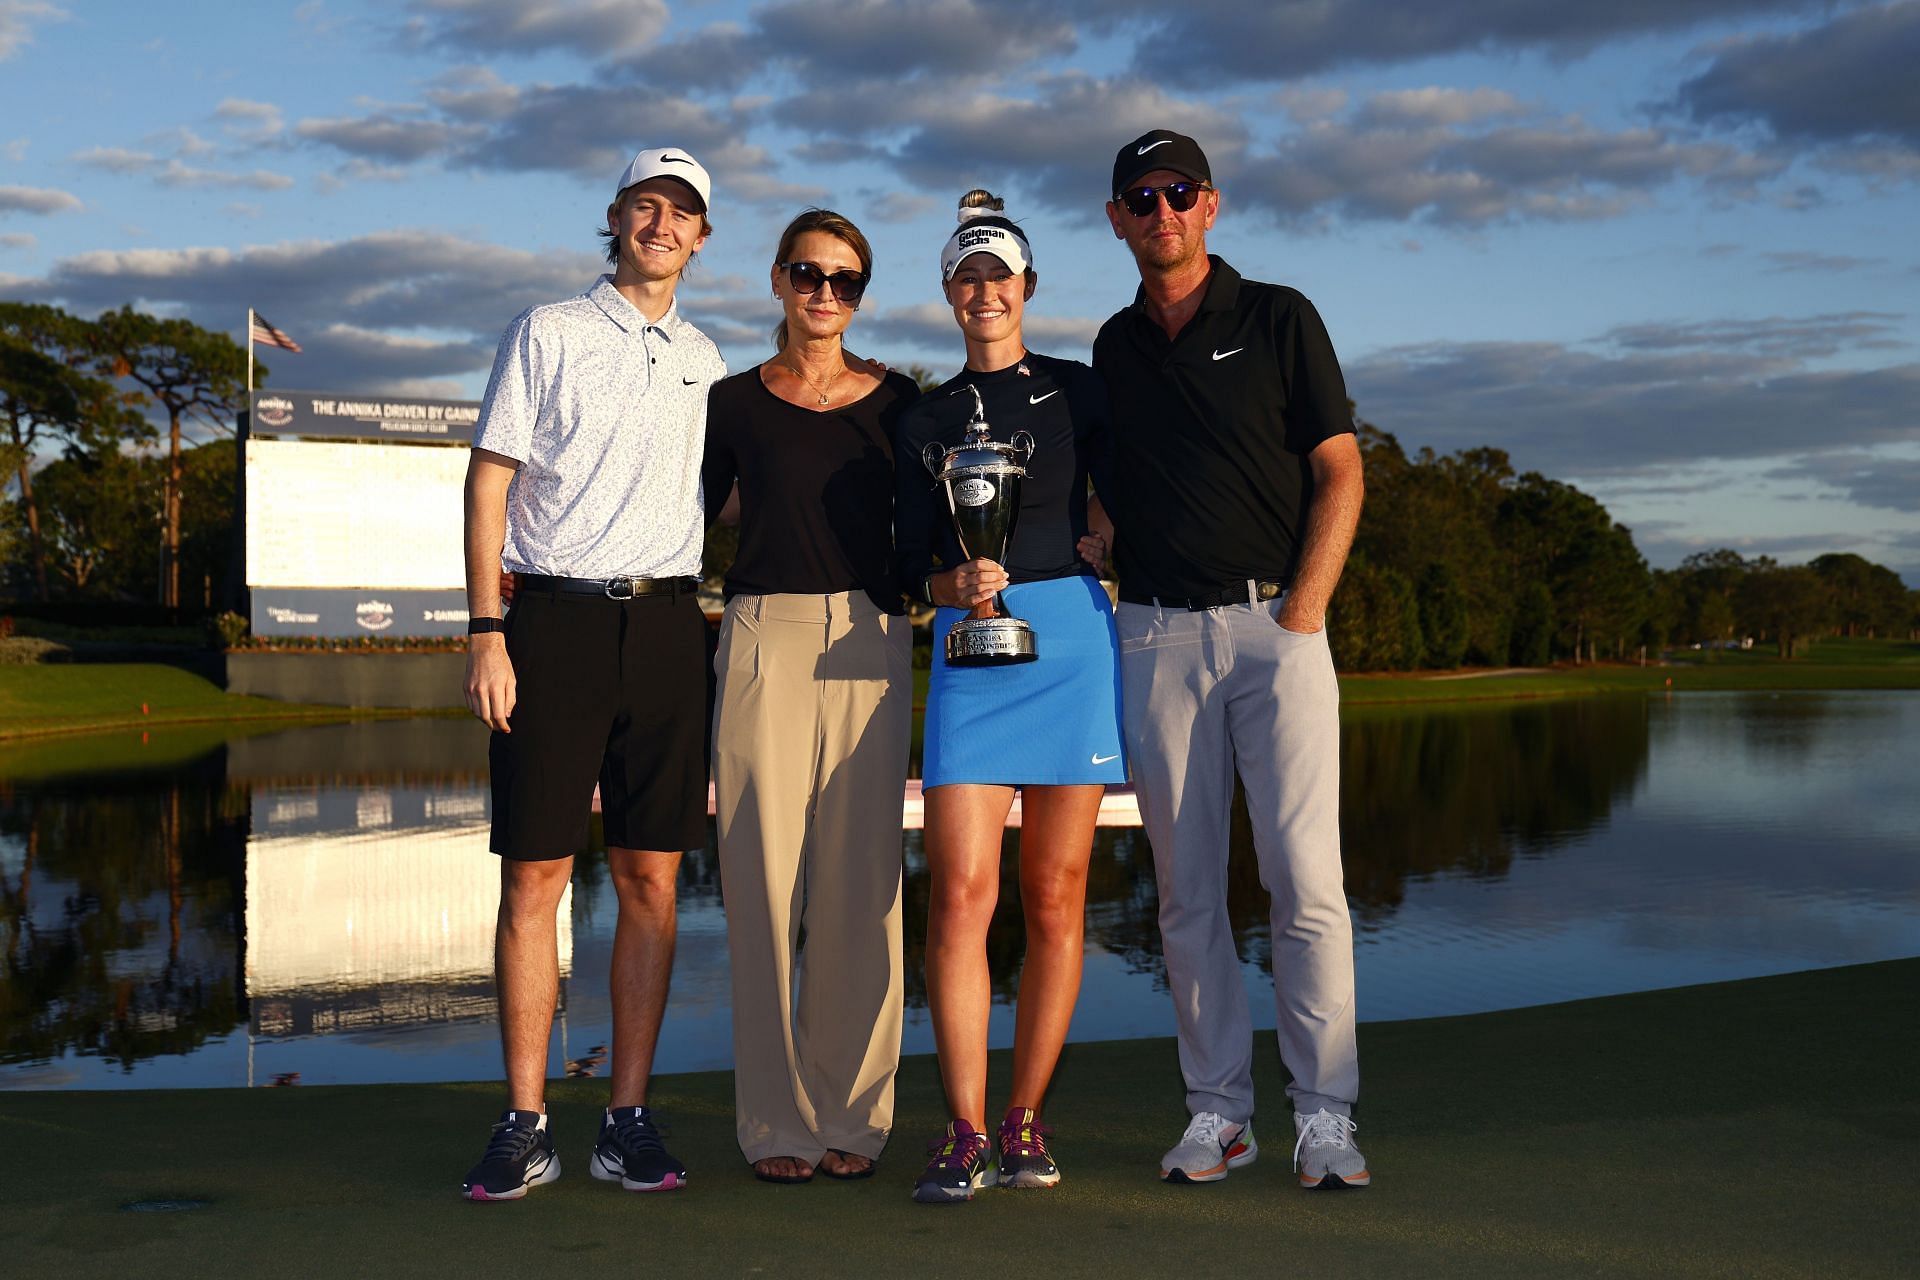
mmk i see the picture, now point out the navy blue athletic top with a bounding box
[893,352,1113,599]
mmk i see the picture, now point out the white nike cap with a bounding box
[615,146,711,214]
[1111,129,1210,200]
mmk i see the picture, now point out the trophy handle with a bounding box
[922,440,946,478]
[1011,430,1035,465]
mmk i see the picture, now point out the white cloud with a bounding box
[1233,93,1785,228]
[0,0,66,61]
[73,146,156,174]
[406,0,668,59]
[7,230,608,389]
[1090,0,1821,84]
[296,113,478,162]
[1347,317,1920,478]
[0,183,81,215]
[154,160,296,192]
[215,98,285,139]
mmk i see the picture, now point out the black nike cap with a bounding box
[1111,129,1211,200]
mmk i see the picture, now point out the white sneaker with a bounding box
[1159,1112,1257,1183]
[1293,1108,1369,1188]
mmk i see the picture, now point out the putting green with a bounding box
[3,960,1915,1278]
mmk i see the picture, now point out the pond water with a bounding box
[3,691,1915,1089]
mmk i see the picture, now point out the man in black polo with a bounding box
[1092,129,1370,1189]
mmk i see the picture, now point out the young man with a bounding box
[1091,130,1371,1189]
[458,147,726,1201]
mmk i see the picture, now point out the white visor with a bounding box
[940,221,1031,281]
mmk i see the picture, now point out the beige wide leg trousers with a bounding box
[712,591,911,1164]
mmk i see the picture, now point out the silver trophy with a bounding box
[922,385,1038,666]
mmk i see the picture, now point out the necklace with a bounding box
[783,356,845,406]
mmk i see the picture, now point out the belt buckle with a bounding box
[1256,581,1283,602]
[604,576,635,601]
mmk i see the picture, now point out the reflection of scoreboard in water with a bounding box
[244,389,479,638]
[243,784,571,1038]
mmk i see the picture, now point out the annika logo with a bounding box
[954,478,995,507]
[255,396,295,428]
[355,599,395,631]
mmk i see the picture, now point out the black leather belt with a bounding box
[1119,578,1288,611]
[515,573,699,600]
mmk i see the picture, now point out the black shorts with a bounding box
[490,587,709,859]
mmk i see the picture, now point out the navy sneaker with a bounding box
[590,1105,687,1191]
[997,1107,1061,1188]
[462,1110,560,1201]
[913,1119,996,1204]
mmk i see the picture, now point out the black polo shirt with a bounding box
[1092,255,1352,601]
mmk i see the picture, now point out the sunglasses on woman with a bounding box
[1116,181,1212,218]
[779,260,869,304]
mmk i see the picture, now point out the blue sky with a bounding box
[3,0,1917,580]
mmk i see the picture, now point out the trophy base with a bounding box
[946,616,1038,666]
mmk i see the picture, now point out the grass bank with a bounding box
[3,960,1914,1278]
[1344,635,1920,704]
[0,663,407,742]
[6,637,1916,743]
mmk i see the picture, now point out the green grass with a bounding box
[0,664,401,741]
[908,637,1920,713]
[2,960,1914,1278]
[6,637,1916,744]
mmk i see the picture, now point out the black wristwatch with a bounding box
[468,617,506,635]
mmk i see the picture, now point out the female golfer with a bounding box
[893,191,1123,1204]
[704,208,920,1185]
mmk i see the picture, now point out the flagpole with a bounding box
[246,306,255,395]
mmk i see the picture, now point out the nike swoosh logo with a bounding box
[1137,140,1173,155]
[1212,348,1244,361]
[682,377,699,385]
[1091,752,1119,764]
[659,155,691,165]
[1030,390,1060,404]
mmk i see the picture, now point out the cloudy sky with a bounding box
[3,0,1917,580]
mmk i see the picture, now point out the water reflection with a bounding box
[243,784,571,1043]
[4,692,1917,1088]
[0,753,246,1074]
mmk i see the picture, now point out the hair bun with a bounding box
[956,188,1006,224]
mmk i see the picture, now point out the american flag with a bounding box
[250,313,303,353]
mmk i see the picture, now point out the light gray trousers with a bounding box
[1117,594,1359,1123]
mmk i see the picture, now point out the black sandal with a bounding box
[819,1149,877,1180]
[752,1157,815,1184]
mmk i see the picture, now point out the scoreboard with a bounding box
[245,390,478,638]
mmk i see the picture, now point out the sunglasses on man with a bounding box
[778,260,870,304]
[1115,182,1213,218]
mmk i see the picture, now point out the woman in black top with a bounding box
[893,191,1124,1203]
[704,209,919,1186]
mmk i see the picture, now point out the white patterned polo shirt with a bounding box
[474,274,727,579]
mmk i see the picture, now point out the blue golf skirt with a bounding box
[924,574,1127,787]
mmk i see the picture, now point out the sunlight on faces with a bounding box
[1105,167,1218,274]
[606,177,709,283]
[943,252,1032,347]
[773,228,865,344]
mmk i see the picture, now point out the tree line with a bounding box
[1,302,251,610]
[1335,423,1918,668]
[4,302,1914,662]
